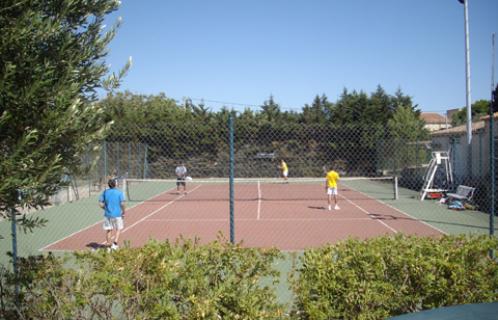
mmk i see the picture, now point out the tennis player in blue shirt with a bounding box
[99,178,126,250]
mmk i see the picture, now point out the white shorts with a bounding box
[103,217,124,231]
[283,170,288,178]
[327,187,338,195]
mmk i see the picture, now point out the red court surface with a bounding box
[42,182,443,252]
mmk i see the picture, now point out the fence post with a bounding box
[490,33,496,240]
[116,142,120,177]
[490,98,495,238]
[128,142,131,178]
[479,132,483,176]
[10,207,20,309]
[450,138,457,186]
[87,151,91,195]
[379,136,385,174]
[103,140,108,180]
[143,144,148,179]
[229,112,235,244]
[416,135,419,171]
[392,138,398,176]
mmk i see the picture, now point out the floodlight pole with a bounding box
[460,0,473,174]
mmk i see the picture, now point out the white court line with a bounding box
[39,184,183,251]
[339,193,398,234]
[257,180,262,220]
[40,220,105,252]
[342,183,447,235]
[145,217,373,222]
[121,184,202,234]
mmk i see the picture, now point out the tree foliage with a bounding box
[0,0,127,229]
[451,99,491,126]
[388,106,429,173]
[100,87,425,177]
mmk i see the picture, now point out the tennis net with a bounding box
[124,176,398,203]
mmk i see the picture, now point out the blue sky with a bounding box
[105,0,498,113]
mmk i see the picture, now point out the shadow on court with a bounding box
[86,242,107,250]
[307,206,327,210]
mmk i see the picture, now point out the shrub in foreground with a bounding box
[290,235,498,320]
[2,235,497,319]
[1,238,285,319]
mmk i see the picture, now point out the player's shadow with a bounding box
[308,206,327,210]
[369,213,393,220]
[368,213,414,221]
[86,242,107,250]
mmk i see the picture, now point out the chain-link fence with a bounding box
[99,124,427,179]
[1,116,497,265]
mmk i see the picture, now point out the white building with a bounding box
[420,112,451,132]
[430,113,498,178]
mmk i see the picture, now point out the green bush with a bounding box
[2,235,498,319]
[1,238,285,319]
[289,235,498,320]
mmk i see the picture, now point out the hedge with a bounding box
[289,235,498,320]
[0,238,285,320]
[1,235,497,320]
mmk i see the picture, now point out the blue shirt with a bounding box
[99,188,125,218]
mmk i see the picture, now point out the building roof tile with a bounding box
[420,112,447,124]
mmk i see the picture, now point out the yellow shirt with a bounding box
[281,161,288,172]
[326,170,340,188]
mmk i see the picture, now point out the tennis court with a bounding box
[41,177,443,252]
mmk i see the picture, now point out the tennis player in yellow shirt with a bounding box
[325,167,340,211]
[279,159,289,182]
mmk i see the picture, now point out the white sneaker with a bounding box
[111,243,119,250]
[335,205,340,210]
[328,205,332,211]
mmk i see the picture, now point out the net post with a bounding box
[393,176,399,200]
[229,112,235,244]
